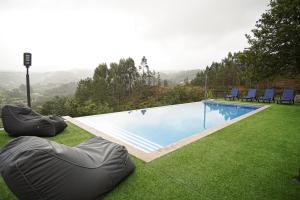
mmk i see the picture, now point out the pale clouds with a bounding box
[0,0,268,72]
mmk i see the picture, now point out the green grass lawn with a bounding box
[1,103,300,200]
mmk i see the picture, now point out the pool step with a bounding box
[109,126,162,149]
[100,125,162,153]
[75,118,162,153]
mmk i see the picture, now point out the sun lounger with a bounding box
[257,89,275,103]
[241,89,256,101]
[277,88,295,104]
[224,88,239,100]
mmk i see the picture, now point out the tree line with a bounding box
[39,57,202,116]
[191,0,300,89]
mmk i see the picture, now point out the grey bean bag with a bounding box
[1,105,67,137]
[0,136,135,200]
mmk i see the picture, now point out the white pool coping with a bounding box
[64,103,270,163]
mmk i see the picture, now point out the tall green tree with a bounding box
[93,63,110,103]
[246,0,300,78]
[75,78,93,103]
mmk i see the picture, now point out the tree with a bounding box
[139,56,152,86]
[163,79,168,87]
[19,84,26,95]
[184,77,189,85]
[75,78,93,103]
[157,72,161,86]
[93,63,110,103]
[246,0,300,78]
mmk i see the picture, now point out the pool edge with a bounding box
[63,116,155,162]
[64,104,270,163]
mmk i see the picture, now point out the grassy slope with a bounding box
[1,103,300,200]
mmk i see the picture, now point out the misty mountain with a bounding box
[0,68,201,90]
[0,69,93,90]
[42,82,78,97]
[159,69,201,84]
[0,68,201,108]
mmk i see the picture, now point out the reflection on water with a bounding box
[203,103,206,129]
[205,102,259,121]
[141,109,147,115]
[76,101,259,147]
[205,102,238,120]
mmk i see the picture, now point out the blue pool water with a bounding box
[75,101,261,153]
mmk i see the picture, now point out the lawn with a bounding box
[0,102,300,200]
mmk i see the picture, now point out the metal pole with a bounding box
[203,103,206,129]
[26,67,31,107]
[204,74,208,99]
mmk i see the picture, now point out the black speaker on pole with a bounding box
[23,53,32,107]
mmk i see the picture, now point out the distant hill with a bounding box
[0,68,201,89]
[159,69,201,85]
[0,68,202,108]
[42,82,78,97]
[0,69,93,90]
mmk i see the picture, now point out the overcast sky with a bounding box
[0,0,268,72]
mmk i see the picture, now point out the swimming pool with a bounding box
[69,101,266,161]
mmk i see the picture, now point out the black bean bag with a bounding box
[1,105,67,137]
[0,136,135,200]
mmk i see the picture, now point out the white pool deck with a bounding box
[64,104,270,163]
